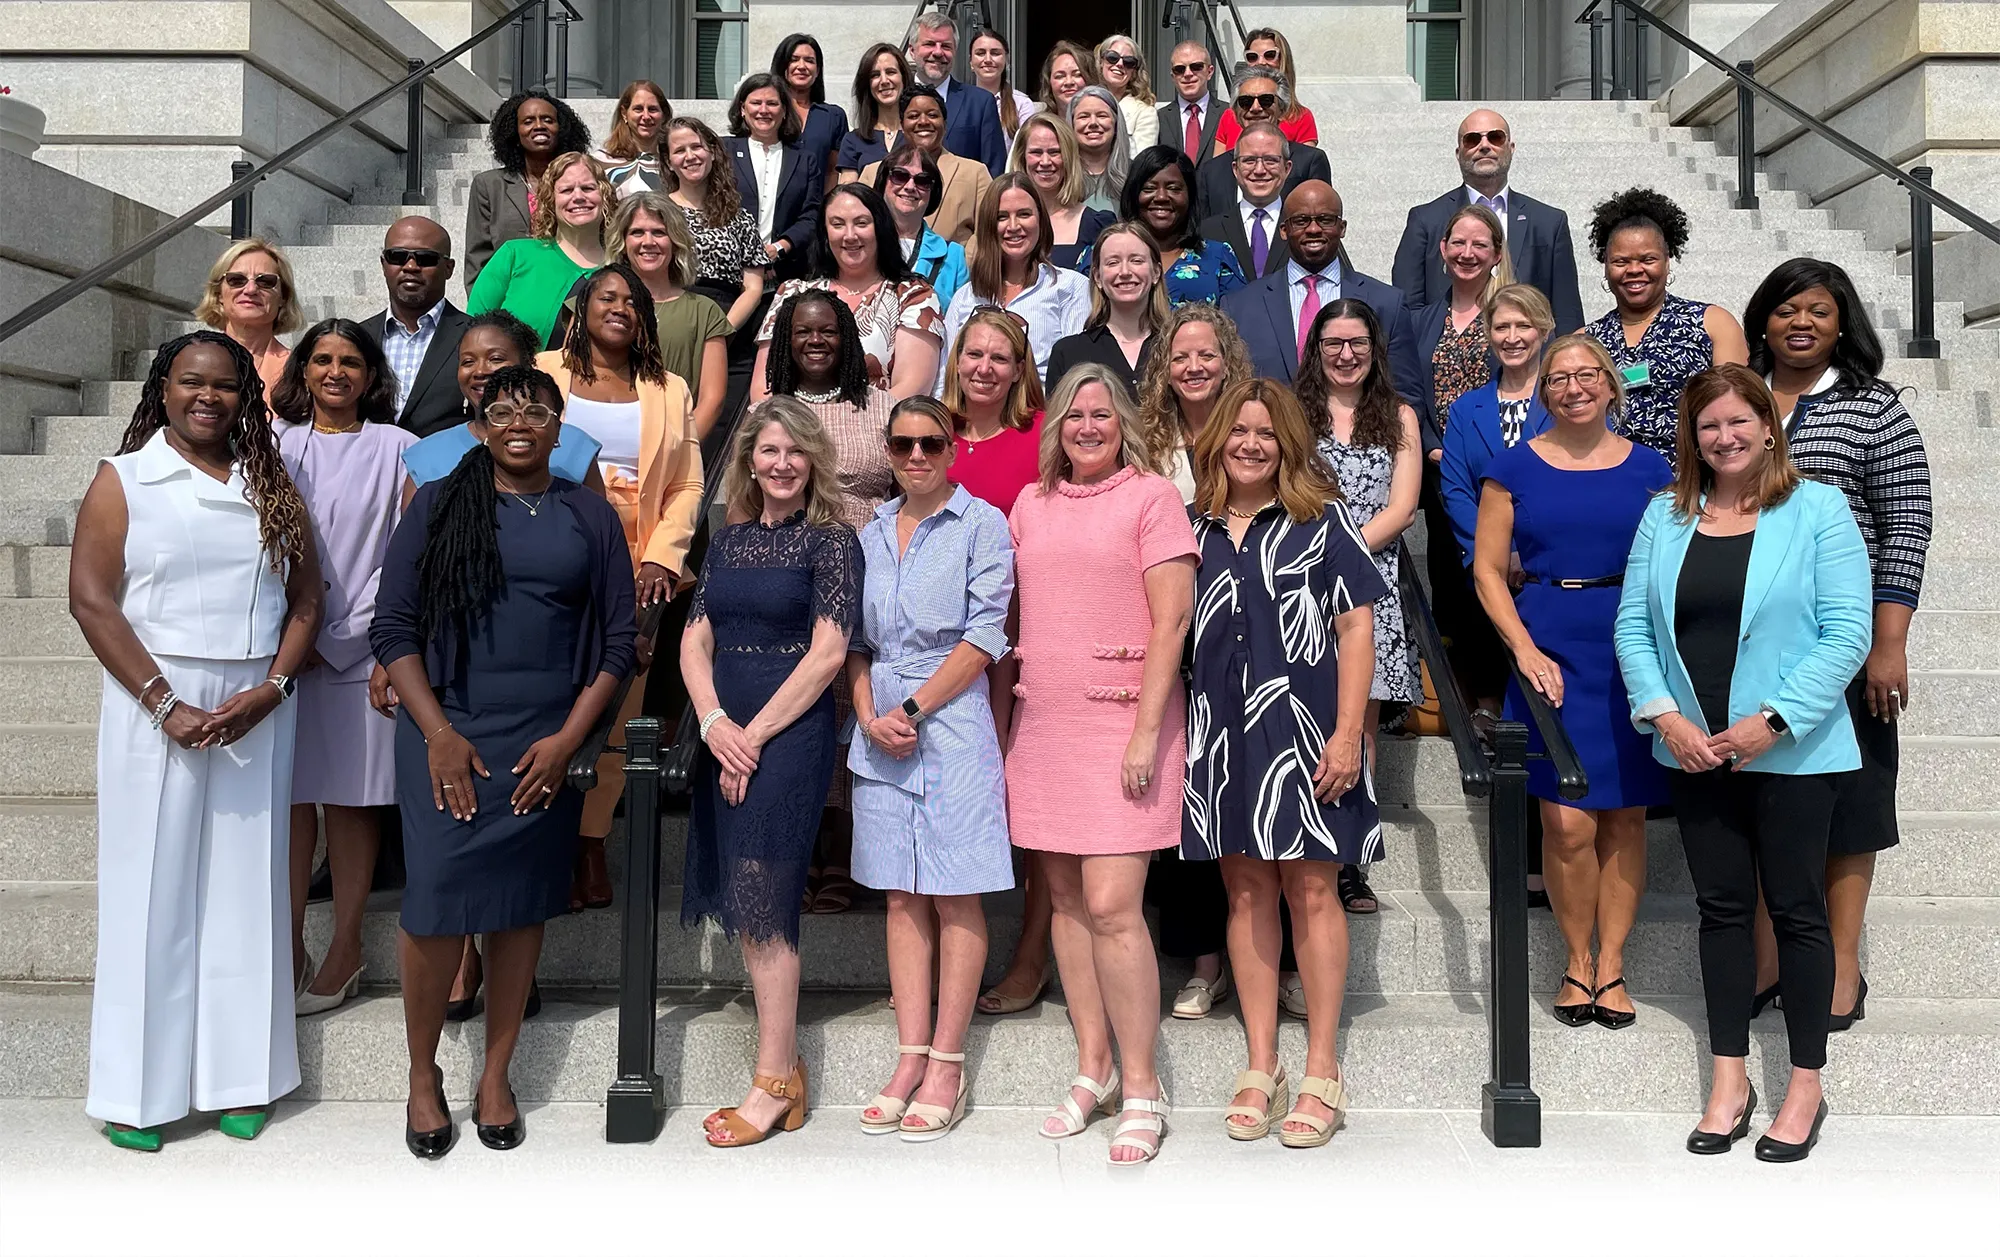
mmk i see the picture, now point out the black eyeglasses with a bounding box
[222,271,281,292]
[484,402,557,428]
[887,434,951,457]
[1171,60,1208,76]
[885,167,937,189]
[1284,213,1344,231]
[1235,93,1277,111]
[1460,128,1509,149]
[1101,52,1141,70]
[1317,336,1374,357]
[382,247,446,268]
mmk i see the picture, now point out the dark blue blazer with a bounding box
[1391,188,1586,336]
[1438,381,1552,569]
[1219,264,1425,430]
[938,77,1008,175]
[725,136,825,281]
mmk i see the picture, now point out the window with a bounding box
[692,0,749,99]
[1407,0,1464,101]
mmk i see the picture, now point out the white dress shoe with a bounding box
[1171,968,1230,1019]
[1279,972,1308,1019]
[296,964,363,1016]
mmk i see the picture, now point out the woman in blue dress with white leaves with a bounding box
[848,396,1015,1144]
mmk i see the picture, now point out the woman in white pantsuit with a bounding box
[69,330,323,1151]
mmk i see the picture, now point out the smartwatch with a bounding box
[901,696,924,725]
[267,674,297,702]
[1757,704,1788,737]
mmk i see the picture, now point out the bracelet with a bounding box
[423,721,453,743]
[137,673,166,704]
[148,689,179,730]
[698,708,728,742]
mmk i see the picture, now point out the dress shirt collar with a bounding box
[387,298,447,337]
[1237,191,1281,222]
[1464,184,1513,213]
[133,428,246,498]
[1286,256,1342,287]
[1183,92,1211,118]
[876,482,975,522]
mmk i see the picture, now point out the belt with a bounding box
[1522,574,1624,590]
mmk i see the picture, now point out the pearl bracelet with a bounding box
[698,709,728,742]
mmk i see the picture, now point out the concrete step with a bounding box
[1914,558,2000,612]
[0,602,83,656]
[1911,610,2000,670]
[3,982,1993,1115]
[0,547,68,599]
[0,659,98,723]
[1902,670,2000,735]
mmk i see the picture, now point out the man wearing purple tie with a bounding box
[1391,108,1586,334]
[1196,123,1293,281]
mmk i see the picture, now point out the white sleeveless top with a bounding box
[105,430,289,660]
[562,394,643,478]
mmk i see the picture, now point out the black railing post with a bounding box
[554,8,571,96]
[402,58,427,207]
[1631,15,1648,99]
[512,10,530,93]
[605,716,666,1143]
[1589,13,1606,100]
[1483,719,1542,1149]
[229,160,255,239]
[1733,60,1760,210]
[1608,3,1629,100]
[1908,166,1942,359]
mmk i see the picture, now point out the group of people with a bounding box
[76,23,1930,1172]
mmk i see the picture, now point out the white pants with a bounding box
[86,655,301,1128]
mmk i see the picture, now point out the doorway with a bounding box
[1022,0,1137,84]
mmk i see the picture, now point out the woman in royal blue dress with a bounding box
[1472,333,1672,1030]
[679,397,861,1148]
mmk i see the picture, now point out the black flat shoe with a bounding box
[1754,1098,1829,1162]
[474,1087,524,1151]
[1750,982,1781,1018]
[405,1081,455,1160]
[1828,974,1867,1032]
[1526,887,1551,911]
[1686,1083,1757,1154]
[1552,974,1596,1027]
[1592,977,1636,1030]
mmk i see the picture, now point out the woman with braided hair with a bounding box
[537,261,705,909]
[372,365,637,1157]
[70,330,324,1150]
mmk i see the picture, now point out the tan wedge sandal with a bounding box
[899,1048,970,1143]
[860,1044,930,1134]
[1222,1066,1290,1141]
[1277,1074,1347,1148]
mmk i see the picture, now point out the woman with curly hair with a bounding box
[468,150,612,346]
[1584,186,1748,464]
[466,90,593,285]
[269,319,416,1016]
[71,330,324,1150]
[594,79,671,198]
[1135,302,1253,503]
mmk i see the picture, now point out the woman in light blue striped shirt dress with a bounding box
[847,396,1017,1144]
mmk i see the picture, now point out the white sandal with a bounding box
[1108,1090,1171,1166]
[859,1044,930,1134]
[1038,1066,1121,1139]
[1222,1066,1289,1141]
[899,1048,970,1143]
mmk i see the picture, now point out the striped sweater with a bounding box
[1787,377,1932,607]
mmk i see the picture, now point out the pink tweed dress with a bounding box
[1005,465,1199,855]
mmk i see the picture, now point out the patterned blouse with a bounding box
[677,199,765,288]
[1586,292,1715,464]
[1430,312,1491,422]
[759,277,944,392]
[1076,238,1246,308]
[788,386,899,532]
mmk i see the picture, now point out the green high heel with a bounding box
[102,1123,163,1152]
[217,1108,270,1141]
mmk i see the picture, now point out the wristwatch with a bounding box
[901,696,925,726]
[267,674,296,702]
[1757,704,1788,737]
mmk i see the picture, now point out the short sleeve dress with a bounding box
[1483,439,1673,810]
[1183,501,1388,864]
[1586,293,1715,466]
[681,513,861,946]
[759,277,944,393]
[1006,466,1200,855]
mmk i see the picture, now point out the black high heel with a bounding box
[405,1081,455,1160]
[1686,1082,1757,1154]
[1592,977,1636,1030]
[1828,974,1867,1032]
[1754,1097,1829,1162]
[1750,983,1781,1018]
[474,1086,525,1151]
[523,978,543,1021]
[445,944,484,1022]
[1552,974,1596,1027]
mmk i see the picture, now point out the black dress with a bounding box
[1044,324,1152,396]
[682,512,860,946]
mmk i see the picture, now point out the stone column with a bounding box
[565,0,606,97]
[1234,0,1420,104]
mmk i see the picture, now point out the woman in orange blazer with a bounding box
[535,261,704,907]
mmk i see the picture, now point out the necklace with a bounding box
[793,384,843,404]
[1226,500,1275,519]
[312,419,361,435]
[499,486,550,516]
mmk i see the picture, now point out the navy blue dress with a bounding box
[1483,441,1673,810]
[1586,293,1715,466]
[682,512,860,946]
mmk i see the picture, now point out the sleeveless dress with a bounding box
[1586,292,1715,465]
[1319,435,1420,705]
[1482,440,1674,809]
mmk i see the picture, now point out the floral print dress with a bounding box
[1319,435,1421,705]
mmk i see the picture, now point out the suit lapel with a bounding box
[401,308,464,420]
[730,141,759,221]
[504,172,532,232]
[1739,495,1801,637]
[776,145,801,215]
[1655,505,1698,667]
[1261,279,1296,383]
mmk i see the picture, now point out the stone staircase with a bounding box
[1,97,1995,1121]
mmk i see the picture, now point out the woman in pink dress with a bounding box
[1007,361,1197,1166]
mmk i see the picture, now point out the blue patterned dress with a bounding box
[848,487,1017,895]
[1182,501,1388,864]
[1077,238,1245,307]
[1586,292,1715,465]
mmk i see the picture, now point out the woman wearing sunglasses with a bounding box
[873,140,970,310]
[1211,29,1318,152]
[859,85,991,247]
[195,238,304,395]
[935,173,1090,391]
[1095,35,1159,153]
[849,396,1016,1142]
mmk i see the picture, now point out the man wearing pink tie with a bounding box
[1156,41,1222,162]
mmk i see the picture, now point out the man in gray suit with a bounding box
[1157,40,1223,163]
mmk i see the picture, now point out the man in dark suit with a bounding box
[907,14,1007,175]
[1157,40,1223,163]
[1196,122,1295,280]
[361,217,471,439]
[1391,108,1586,334]
[1220,181,1426,433]
[1193,65,1329,221]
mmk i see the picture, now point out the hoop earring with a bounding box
[1763,434,1777,450]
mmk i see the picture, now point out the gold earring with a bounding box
[1763,434,1776,450]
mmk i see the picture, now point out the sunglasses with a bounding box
[887,434,951,457]
[382,247,446,268]
[885,167,937,189]
[1101,52,1141,70]
[1235,93,1278,111]
[484,402,557,428]
[222,271,281,292]
[1171,60,1208,76]
[1460,128,1510,149]
[1246,47,1283,62]
[972,304,1031,332]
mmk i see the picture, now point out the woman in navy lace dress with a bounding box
[679,397,860,1148]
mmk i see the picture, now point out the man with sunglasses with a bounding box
[361,217,471,438]
[1391,108,1585,335]
[1156,41,1221,163]
[905,12,1008,176]
[1192,64,1329,221]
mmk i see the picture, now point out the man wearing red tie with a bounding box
[1157,41,1221,163]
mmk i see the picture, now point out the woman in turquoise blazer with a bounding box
[1613,365,1870,1165]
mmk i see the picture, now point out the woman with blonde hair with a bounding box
[1038,40,1097,119]
[681,398,861,1147]
[468,150,611,345]
[1009,115,1115,270]
[1135,302,1253,503]
[1095,34,1159,152]
[601,192,731,441]
[195,238,304,394]
[1045,220,1169,394]
[594,79,671,197]
[936,173,1090,388]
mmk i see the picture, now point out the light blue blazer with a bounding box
[1613,479,1872,776]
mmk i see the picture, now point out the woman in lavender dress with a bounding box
[272,319,417,1015]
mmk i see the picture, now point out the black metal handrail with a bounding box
[565,599,668,790]
[1576,0,2000,359]
[1506,660,1589,802]
[0,0,580,349]
[605,714,666,1143]
[1163,0,1250,94]
[1398,563,1492,797]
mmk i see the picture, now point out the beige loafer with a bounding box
[1172,968,1231,1019]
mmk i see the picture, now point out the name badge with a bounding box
[1621,361,1654,389]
